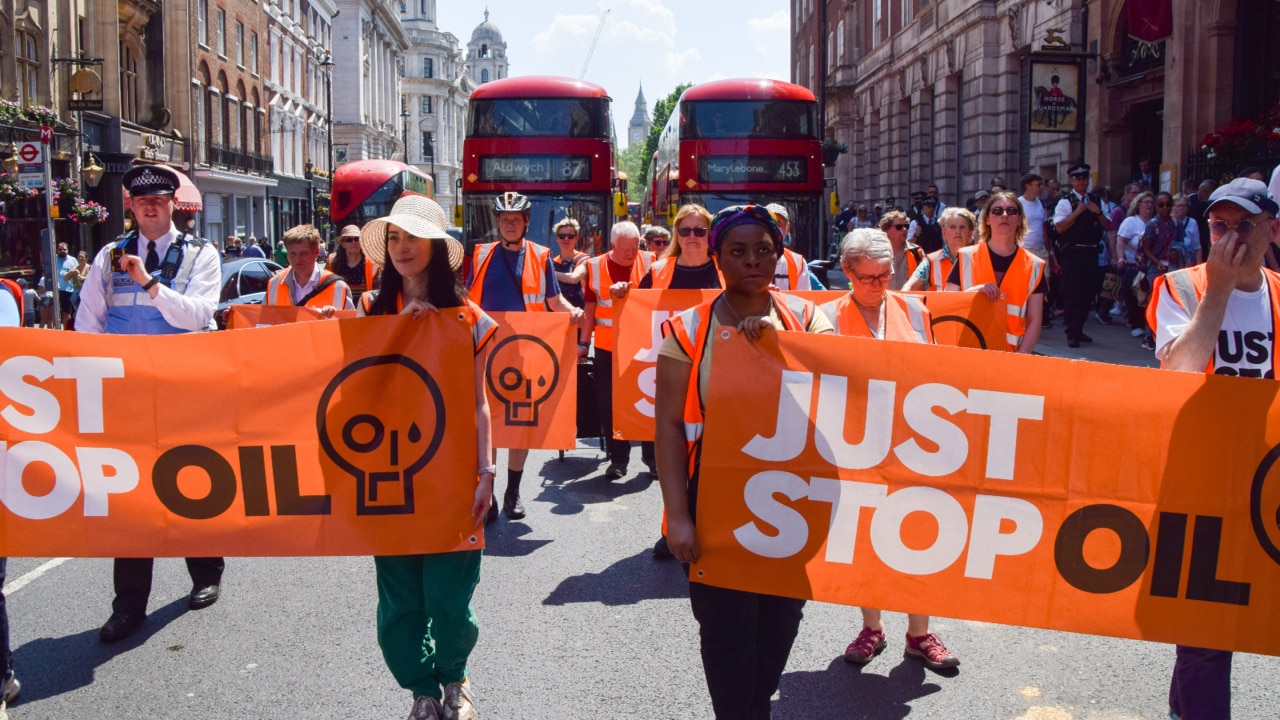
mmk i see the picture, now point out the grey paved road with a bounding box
[5,305,1275,719]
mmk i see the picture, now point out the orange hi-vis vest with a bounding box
[647,257,725,289]
[955,243,1045,351]
[1149,265,1280,374]
[266,267,350,309]
[361,291,499,351]
[584,253,635,352]
[924,248,957,292]
[630,250,655,285]
[819,291,932,343]
[663,290,815,485]
[470,240,551,311]
[355,257,378,294]
[775,248,809,290]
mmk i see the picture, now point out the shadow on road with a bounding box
[773,656,945,719]
[9,597,189,704]
[532,455,655,517]
[543,548,689,606]
[482,522,554,558]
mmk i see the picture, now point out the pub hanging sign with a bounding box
[1028,57,1082,134]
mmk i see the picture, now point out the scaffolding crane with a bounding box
[579,9,610,80]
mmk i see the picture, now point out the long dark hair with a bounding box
[366,236,464,316]
[329,242,362,273]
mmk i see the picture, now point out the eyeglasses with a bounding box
[850,269,893,285]
[556,233,578,239]
[988,206,1021,216]
[889,224,909,231]
[1209,220,1258,238]
[677,226,709,237]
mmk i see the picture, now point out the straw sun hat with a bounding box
[358,195,464,272]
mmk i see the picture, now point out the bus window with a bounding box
[469,98,606,139]
[687,101,816,140]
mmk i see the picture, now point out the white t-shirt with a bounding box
[0,286,20,327]
[1116,216,1147,263]
[1154,276,1275,379]
[1019,196,1046,251]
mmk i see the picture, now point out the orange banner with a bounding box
[0,316,484,557]
[695,330,1280,655]
[790,291,1008,351]
[479,312,577,450]
[612,290,721,441]
[227,305,357,328]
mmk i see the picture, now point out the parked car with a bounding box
[214,257,282,329]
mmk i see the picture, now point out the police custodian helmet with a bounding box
[492,191,532,215]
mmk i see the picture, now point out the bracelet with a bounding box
[142,277,159,291]
[478,465,496,477]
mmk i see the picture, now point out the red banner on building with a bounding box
[1125,0,1172,43]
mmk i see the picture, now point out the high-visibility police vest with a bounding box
[774,248,811,290]
[1149,265,1280,375]
[663,290,815,493]
[647,257,725,290]
[584,254,634,352]
[361,290,499,351]
[630,250,655,285]
[955,243,1045,351]
[266,267,350,309]
[102,231,212,335]
[924,247,958,292]
[819,291,932,343]
[469,240,550,311]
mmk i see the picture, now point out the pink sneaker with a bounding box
[842,627,886,665]
[905,632,960,670]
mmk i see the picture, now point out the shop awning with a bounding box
[123,167,203,212]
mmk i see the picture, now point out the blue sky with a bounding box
[435,0,791,147]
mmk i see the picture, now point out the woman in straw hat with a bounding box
[332,223,381,301]
[356,195,495,720]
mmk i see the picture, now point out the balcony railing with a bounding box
[203,142,275,176]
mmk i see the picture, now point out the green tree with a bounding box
[637,82,692,188]
[616,140,648,199]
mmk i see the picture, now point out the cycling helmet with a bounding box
[492,191,532,215]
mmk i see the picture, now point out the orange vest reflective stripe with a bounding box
[630,250,655,285]
[469,240,550,311]
[926,248,956,292]
[585,254,635,352]
[819,291,932,343]
[956,244,1045,351]
[647,257,725,290]
[267,268,350,309]
[1150,265,1280,375]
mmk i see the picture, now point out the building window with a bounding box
[423,57,433,78]
[198,0,208,46]
[194,84,207,163]
[902,0,914,25]
[481,68,489,83]
[236,22,244,66]
[249,32,258,75]
[827,32,833,70]
[216,8,226,56]
[118,39,138,122]
[422,96,432,113]
[422,131,433,159]
[838,20,845,61]
[18,31,40,107]
[208,89,221,151]
[401,95,408,114]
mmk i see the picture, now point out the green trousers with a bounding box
[374,550,481,698]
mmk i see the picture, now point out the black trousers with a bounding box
[591,347,632,464]
[688,580,805,719]
[112,557,225,616]
[0,558,10,678]
[1060,248,1102,339]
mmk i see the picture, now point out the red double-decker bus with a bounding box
[461,76,617,252]
[331,159,434,229]
[651,79,824,259]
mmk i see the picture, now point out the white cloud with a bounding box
[747,10,788,35]
[532,14,606,56]
[624,0,677,28]
[665,47,701,77]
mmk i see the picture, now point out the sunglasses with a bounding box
[889,224,909,231]
[556,232,578,239]
[988,206,1021,216]
[647,238,670,247]
[677,226,709,237]
[1155,202,1171,208]
[341,237,360,243]
[1209,220,1258,238]
[851,269,893,285]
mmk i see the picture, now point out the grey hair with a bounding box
[611,220,641,241]
[839,228,893,268]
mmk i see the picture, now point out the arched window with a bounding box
[481,68,489,83]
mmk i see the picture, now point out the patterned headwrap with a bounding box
[708,204,783,254]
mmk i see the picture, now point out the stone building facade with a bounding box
[628,84,650,147]
[796,0,1279,210]
[466,10,507,86]
[331,0,407,164]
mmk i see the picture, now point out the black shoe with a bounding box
[503,492,526,520]
[652,535,674,559]
[1095,311,1114,325]
[485,493,499,525]
[1067,337,1081,348]
[99,611,144,643]
[188,584,221,610]
[643,460,658,479]
[605,462,627,480]
[3,672,21,704]
[1077,333,1093,343]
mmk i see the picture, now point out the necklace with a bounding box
[720,294,771,325]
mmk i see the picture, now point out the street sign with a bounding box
[16,142,44,190]
[17,142,41,164]
[38,126,53,144]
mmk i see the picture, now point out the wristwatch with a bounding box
[478,465,497,477]
[141,277,159,291]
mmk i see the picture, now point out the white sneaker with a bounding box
[409,695,444,720]
[1,698,8,720]
[1109,302,1124,316]
[1130,328,1145,337]
[442,679,477,720]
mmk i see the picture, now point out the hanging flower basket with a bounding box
[821,140,848,167]
[68,199,110,225]
[0,100,22,123]
[25,104,58,126]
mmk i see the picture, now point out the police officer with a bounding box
[77,164,225,643]
[1052,163,1112,348]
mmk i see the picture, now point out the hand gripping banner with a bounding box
[0,315,483,557]
[694,330,1280,656]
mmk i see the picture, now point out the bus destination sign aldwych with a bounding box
[479,156,593,183]
[697,156,809,184]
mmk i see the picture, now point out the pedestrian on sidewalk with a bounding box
[356,195,496,720]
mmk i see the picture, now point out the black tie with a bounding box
[145,240,159,273]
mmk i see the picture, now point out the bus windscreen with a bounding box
[685,100,817,140]
[468,98,607,139]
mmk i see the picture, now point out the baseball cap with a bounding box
[1207,178,1279,216]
